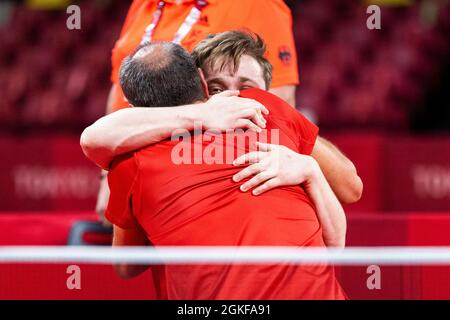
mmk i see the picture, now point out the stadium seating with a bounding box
[295,0,450,128]
[0,1,448,130]
[1,1,127,130]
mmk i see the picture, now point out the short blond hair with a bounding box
[191,30,273,89]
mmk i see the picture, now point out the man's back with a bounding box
[106,89,346,299]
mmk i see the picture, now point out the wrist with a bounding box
[179,104,203,131]
[303,155,321,183]
[99,169,108,180]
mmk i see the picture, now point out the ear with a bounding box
[198,68,209,98]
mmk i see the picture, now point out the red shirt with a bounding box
[106,89,346,299]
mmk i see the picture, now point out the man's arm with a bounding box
[232,142,346,247]
[94,84,117,225]
[107,152,149,279]
[302,159,347,247]
[112,224,150,279]
[80,91,269,170]
[311,137,363,204]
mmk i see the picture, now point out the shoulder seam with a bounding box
[129,152,141,220]
[267,115,301,151]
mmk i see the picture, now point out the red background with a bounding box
[1,211,450,299]
[0,133,449,299]
[2,133,448,213]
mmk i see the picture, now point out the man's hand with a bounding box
[232,142,318,195]
[199,90,269,132]
[81,90,270,170]
[96,173,112,227]
[232,141,347,247]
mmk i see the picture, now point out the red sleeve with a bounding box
[239,88,319,155]
[105,153,140,229]
[292,111,319,155]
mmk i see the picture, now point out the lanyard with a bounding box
[140,0,208,45]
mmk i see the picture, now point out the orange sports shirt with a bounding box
[110,0,299,111]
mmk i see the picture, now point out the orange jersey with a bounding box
[106,89,346,299]
[110,0,299,111]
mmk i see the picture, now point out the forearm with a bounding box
[114,263,150,279]
[112,226,151,279]
[81,104,202,169]
[312,137,363,204]
[304,160,347,248]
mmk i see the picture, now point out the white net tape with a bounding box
[1,246,450,265]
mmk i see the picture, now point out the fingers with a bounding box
[256,141,274,152]
[240,98,269,115]
[252,178,280,196]
[215,90,240,97]
[239,171,275,192]
[235,119,262,132]
[232,162,263,182]
[253,107,267,128]
[227,97,270,131]
[239,108,266,129]
[233,151,266,166]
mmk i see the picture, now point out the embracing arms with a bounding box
[112,224,150,279]
[81,92,362,204]
[233,142,347,247]
[81,91,268,170]
[311,137,362,204]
